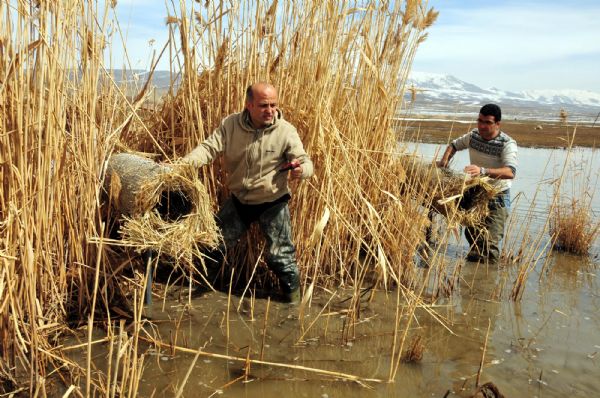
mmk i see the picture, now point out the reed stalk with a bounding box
[0,0,447,394]
[548,146,600,255]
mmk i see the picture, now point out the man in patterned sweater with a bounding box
[437,104,518,263]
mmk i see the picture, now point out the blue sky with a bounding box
[109,0,600,93]
[413,0,600,92]
[105,0,170,71]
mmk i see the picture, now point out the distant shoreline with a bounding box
[397,118,600,149]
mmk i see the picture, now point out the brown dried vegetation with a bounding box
[1,0,532,395]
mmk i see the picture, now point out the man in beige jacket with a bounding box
[184,82,313,303]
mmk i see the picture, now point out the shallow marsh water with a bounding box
[133,255,599,398]
[74,146,599,397]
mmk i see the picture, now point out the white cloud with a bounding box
[413,1,600,91]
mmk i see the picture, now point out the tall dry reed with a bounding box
[1,0,148,393]
[549,151,599,255]
[550,197,599,254]
[1,0,444,394]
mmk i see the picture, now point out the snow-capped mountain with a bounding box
[520,89,600,107]
[406,71,600,107]
[405,72,600,122]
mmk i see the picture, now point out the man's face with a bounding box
[246,85,278,128]
[477,113,500,139]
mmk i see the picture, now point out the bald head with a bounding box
[245,82,277,103]
[245,82,278,128]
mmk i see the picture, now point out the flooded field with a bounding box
[67,145,599,398]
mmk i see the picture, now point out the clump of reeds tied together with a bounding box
[550,197,599,255]
[396,155,499,227]
[1,0,443,394]
[103,153,220,267]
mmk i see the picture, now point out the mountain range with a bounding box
[405,72,600,122]
[110,69,600,122]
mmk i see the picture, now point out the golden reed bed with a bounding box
[0,1,530,395]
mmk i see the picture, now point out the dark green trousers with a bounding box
[202,195,299,293]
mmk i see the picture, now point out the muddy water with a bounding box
[133,254,599,398]
[78,146,599,397]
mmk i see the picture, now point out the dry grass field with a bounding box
[399,118,600,148]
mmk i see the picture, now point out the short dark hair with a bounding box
[245,85,254,102]
[480,103,501,122]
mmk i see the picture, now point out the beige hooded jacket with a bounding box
[184,109,314,205]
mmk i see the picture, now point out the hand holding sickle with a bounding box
[279,159,303,179]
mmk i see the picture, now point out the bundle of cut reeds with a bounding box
[396,155,499,227]
[103,153,220,266]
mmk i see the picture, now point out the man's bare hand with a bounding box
[464,164,482,177]
[285,158,302,179]
[290,165,303,179]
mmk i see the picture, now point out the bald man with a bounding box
[184,83,313,303]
